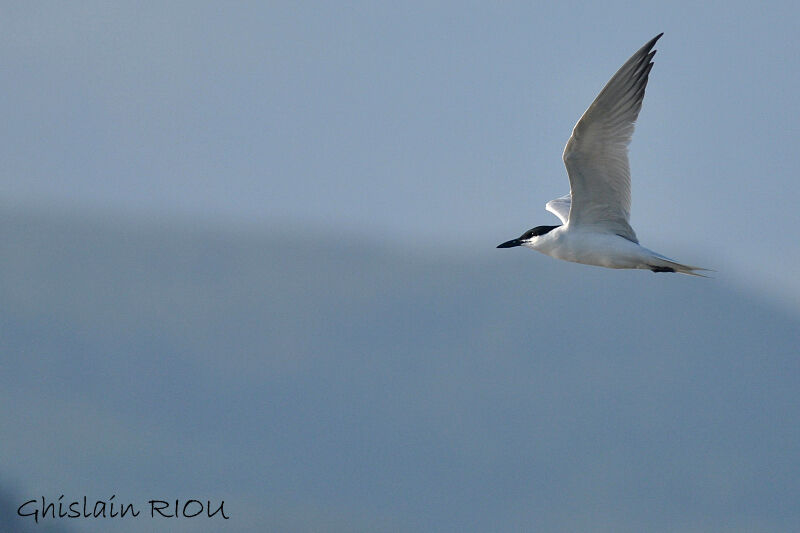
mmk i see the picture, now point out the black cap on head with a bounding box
[497,225,559,249]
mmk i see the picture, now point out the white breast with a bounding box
[526,226,652,269]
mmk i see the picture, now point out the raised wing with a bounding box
[545,194,571,224]
[561,33,663,243]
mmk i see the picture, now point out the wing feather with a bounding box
[545,194,571,224]
[560,33,663,243]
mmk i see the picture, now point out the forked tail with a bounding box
[645,254,712,277]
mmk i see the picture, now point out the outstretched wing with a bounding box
[561,33,662,243]
[545,194,571,224]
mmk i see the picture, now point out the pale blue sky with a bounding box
[1,1,798,308]
[3,5,800,530]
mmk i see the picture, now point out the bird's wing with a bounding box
[545,194,571,224]
[561,33,662,243]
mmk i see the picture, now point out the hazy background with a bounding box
[2,2,799,532]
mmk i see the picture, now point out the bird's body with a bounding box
[519,226,693,273]
[498,34,708,276]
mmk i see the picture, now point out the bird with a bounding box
[497,33,709,276]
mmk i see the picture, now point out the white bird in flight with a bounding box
[498,33,708,276]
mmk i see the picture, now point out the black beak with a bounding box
[497,238,522,249]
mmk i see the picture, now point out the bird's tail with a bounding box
[645,253,712,277]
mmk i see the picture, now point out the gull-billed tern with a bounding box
[498,33,708,276]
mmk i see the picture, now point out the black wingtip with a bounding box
[646,33,664,50]
[633,33,663,60]
[653,32,664,43]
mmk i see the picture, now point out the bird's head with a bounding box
[497,225,559,249]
